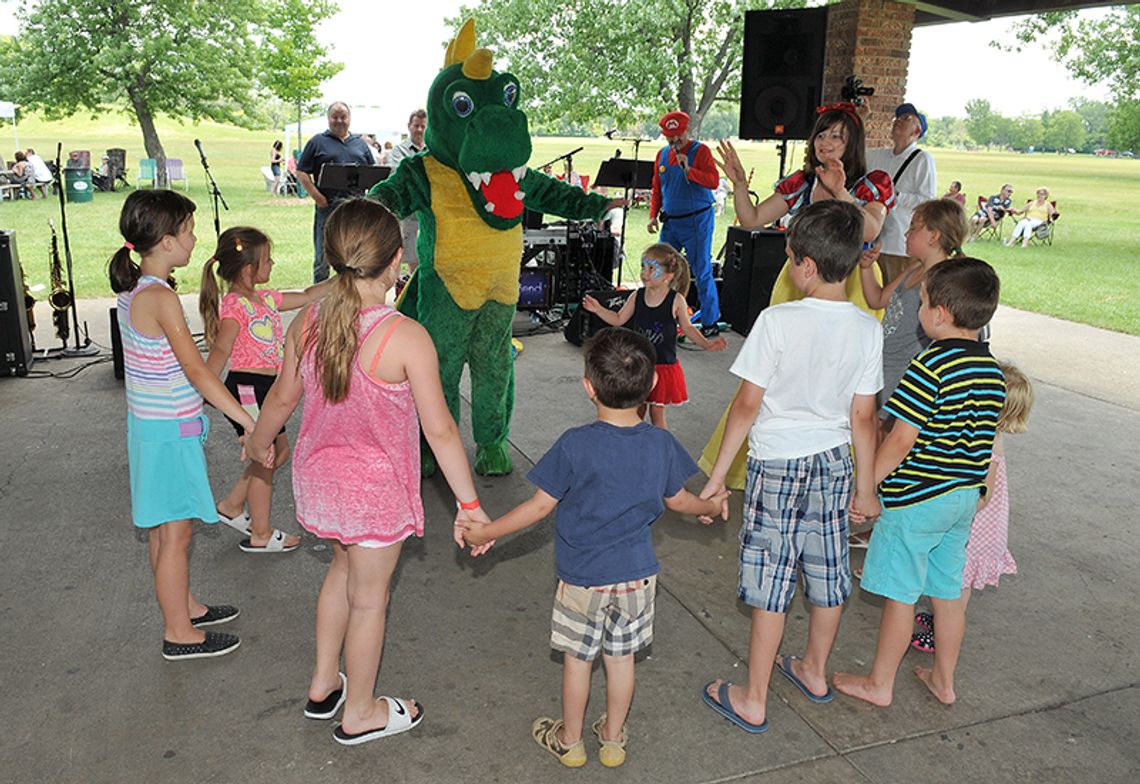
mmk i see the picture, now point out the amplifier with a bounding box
[721,226,787,335]
[563,288,632,347]
[0,230,34,377]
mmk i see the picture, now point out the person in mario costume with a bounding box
[647,110,721,337]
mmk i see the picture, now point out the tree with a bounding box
[1009,116,1044,151]
[1108,100,1140,151]
[0,0,332,184]
[258,0,343,151]
[1044,110,1086,151]
[450,0,802,137]
[1007,7,1140,103]
[1068,97,1111,151]
[964,98,998,147]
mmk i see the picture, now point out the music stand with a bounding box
[317,163,391,193]
[594,158,654,283]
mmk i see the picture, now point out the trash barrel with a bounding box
[64,168,93,203]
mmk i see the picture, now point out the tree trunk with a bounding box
[128,84,167,187]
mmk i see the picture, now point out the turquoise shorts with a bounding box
[859,488,979,604]
[127,413,220,529]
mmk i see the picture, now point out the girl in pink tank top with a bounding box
[198,226,331,553]
[247,198,492,746]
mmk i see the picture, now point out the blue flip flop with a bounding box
[775,655,833,703]
[701,681,769,734]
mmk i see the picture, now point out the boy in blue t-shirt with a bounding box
[833,257,1006,708]
[459,327,727,769]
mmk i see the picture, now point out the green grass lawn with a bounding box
[3,115,1138,334]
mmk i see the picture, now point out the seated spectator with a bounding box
[8,151,33,198]
[943,180,966,207]
[25,148,53,198]
[1006,187,1059,248]
[968,184,1013,241]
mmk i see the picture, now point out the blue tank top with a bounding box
[630,289,679,365]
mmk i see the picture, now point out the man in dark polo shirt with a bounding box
[296,102,374,282]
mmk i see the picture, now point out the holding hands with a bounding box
[858,242,881,269]
[454,503,496,556]
[848,489,881,524]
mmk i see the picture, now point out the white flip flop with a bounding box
[216,507,251,535]
[333,697,424,746]
[239,529,300,554]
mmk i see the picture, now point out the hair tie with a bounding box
[123,241,135,251]
[235,240,243,253]
[816,102,862,127]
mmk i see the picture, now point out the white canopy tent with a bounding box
[0,101,18,149]
[283,105,408,157]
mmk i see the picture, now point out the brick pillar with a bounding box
[824,0,916,148]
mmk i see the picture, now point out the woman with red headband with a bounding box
[715,103,894,313]
[699,104,895,490]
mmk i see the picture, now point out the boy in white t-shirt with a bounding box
[699,200,883,733]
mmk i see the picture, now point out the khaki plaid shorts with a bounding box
[550,576,657,661]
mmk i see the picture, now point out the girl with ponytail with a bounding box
[110,189,267,661]
[198,227,329,553]
[245,198,490,745]
[582,242,727,430]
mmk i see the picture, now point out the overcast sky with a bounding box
[0,1,1112,129]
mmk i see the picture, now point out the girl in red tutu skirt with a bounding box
[582,242,726,429]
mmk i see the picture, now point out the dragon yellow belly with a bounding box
[424,156,521,310]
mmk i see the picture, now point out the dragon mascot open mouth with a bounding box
[369,19,611,475]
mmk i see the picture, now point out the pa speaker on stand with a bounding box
[739,8,829,141]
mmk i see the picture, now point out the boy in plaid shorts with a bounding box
[460,327,727,768]
[700,200,883,732]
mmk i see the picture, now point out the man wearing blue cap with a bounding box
[866,102,937,283]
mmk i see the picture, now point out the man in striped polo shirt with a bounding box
[834,257,1006,709]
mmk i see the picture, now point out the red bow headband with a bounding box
[816,102,862,127]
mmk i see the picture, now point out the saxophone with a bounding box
[48,219,71,343]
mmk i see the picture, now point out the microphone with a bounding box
[194,138,208,167]
[604,129,617,139]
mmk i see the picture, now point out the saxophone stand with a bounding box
[195,139,228,239]
[44,143,98,359]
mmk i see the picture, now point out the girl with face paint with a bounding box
[582,243,727,430]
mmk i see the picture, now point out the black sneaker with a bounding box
[700,323,721,338]
[162,631,241,661]
[190,605,240,627]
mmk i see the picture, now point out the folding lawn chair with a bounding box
[974,195,1006,242]
[1027,201,1059,246]
[137,158,157,188]
[166,159,189,191]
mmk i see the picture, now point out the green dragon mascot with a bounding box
[368,19,612,476]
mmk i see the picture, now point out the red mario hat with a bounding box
[659,111,689,135]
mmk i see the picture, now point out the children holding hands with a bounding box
[833,257,1006,707]
[459,327,728,767]
[699,201,883,731]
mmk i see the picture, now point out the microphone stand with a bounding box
[53,143,98,357]
[195,140,229,239]
[601,133,653,285]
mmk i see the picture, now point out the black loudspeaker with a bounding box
[563,289,632,347]
[739,8,828,141]
[721,227,787,336]
[0,230,34,377]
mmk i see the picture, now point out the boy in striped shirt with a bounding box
[834,257,1006,707]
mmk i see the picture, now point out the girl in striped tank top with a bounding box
[110,190,267,662]
[246,199,491,745]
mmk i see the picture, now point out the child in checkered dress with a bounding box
[459,327,727,768]
[700,200,883,732]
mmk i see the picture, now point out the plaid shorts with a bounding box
[550,576,656,661]
[738,446,853,613]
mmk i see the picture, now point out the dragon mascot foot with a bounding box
[474,440,513,476]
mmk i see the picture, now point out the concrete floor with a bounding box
[0,298,1137,783]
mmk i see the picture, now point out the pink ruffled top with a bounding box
[292,304,423,546]
[219,289,285,371]
[962,454,1016,590]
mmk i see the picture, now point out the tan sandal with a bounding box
[591,713,627,768]
[532,717,586,768]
